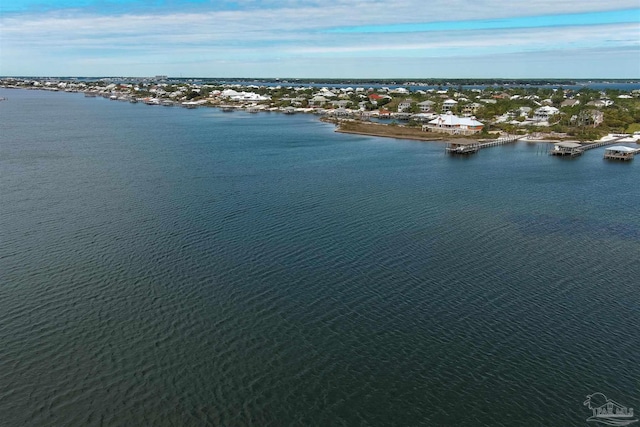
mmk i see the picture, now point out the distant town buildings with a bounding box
[2,77,638,139]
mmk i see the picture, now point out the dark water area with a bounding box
[1,89,638,426]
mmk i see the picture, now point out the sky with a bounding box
[1,0,639,78]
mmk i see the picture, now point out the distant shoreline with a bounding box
[2,84,638,147]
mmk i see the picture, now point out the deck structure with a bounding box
[445,134,520,155]
[580,135,629,152]
[550,142,582,157]
[603,146,638,161]
[445,140,480,155]
[550,135,631,157]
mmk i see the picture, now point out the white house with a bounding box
[417,100,435,112]
[533,106,559,122]
[587,99,614,107]
[424,112,484,135]
[308,95,328,106]
[397,99,413,112]
[442,99,458,112]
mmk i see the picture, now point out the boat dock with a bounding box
[580,135,629,152]
[446,134,520,155]
[550,135,631,157]
[603,146,639,161]
[445,140,479,154]
[478,134,521,149]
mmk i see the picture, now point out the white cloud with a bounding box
[1,1,638,76]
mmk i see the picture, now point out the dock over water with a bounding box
[550,135,632,157]
[603,146,639,161]
[446,135,520,155]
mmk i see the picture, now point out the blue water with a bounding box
[1,89,638,426]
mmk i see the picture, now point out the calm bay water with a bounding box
[1,89,638,426]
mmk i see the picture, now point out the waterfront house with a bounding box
[425,112,484,135]
[411,113,437,122]
[534,106,559,123]
[331,100,351,108]
[394,112,412,121]
[378,108,392,118]
[330,108,351,117]
[368,94,384,105]
[397,99,413,112]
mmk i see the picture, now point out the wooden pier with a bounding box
[446,134,519,155]
[477,134,521,149]
[579,135,629,152]
[445,140,480,155]
[550,135,631,157]
[603,146,639,161]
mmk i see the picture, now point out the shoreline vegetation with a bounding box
[2,77,640,146]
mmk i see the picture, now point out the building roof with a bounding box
[606,146,636,153]
[536,106,559,114]
[555,142,581,148]
[429,113,483,127]
[450,139,480,145]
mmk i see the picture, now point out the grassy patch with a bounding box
[335,120,446,141]
[625,122,640,134]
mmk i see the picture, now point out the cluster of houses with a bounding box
[3,77,638,137]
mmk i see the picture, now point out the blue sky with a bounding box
[1,0,639,78]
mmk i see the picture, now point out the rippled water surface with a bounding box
[1,89,638,426]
